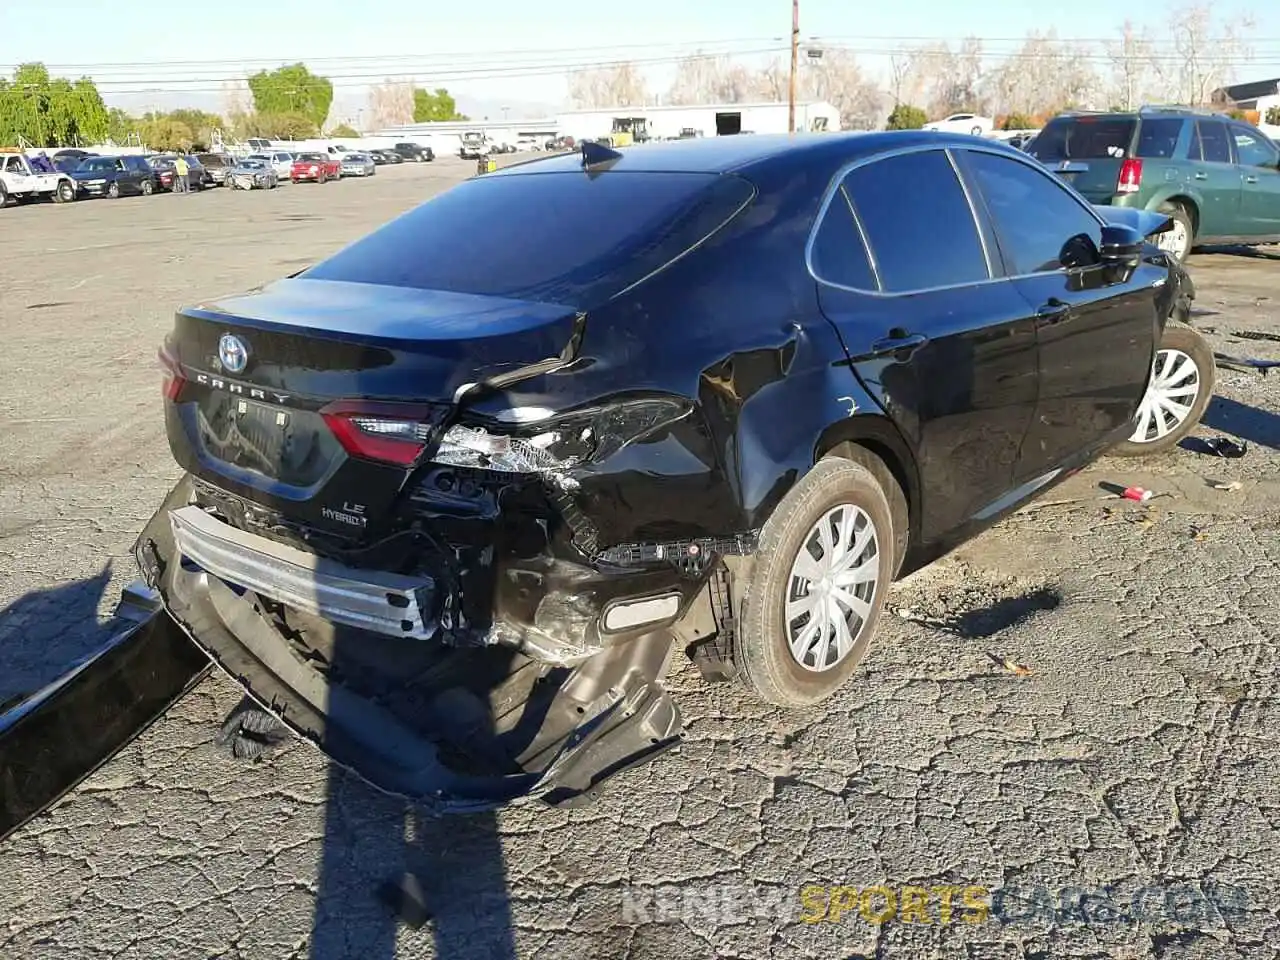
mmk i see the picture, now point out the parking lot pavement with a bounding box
[1,163,1278,959]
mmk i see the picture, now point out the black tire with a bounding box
[734,456,896,708]
[0,183,7,208]
[107,181,120,199]
[1109,322,1215,457]
[55,180,76,203]
[1156,201,1195,262]
[141,179,154,196]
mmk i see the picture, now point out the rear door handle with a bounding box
[1036,299,1071,326]
[1193,172,1208,180]
[868,332,929,357]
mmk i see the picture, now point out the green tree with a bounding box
[412,87,468,122]
[106,107,136,143]
[885,103,928,130]
[234,110,319,141]
[140,117,195,151]
[328,122,359,137]
[247,63,333,129]
[1001,113,1035,130]
[0,63,109,146]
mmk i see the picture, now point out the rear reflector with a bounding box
[1117,157,1143,194]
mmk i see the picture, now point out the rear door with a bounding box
[956,147,1161,476]
[1187,119,1241,238]
[811,146,1041,540]
[1227,122,1280,238]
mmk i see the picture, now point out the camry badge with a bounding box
[218,333,249,374]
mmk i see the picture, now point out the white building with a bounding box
[375,100,840,148]
[554,101,840,141]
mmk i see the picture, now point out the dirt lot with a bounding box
[1,158,1278,960]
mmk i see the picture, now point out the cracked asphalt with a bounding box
[2,158,1279,960]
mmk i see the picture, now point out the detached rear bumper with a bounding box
[133,477,687,810]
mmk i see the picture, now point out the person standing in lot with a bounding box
[174,154,190,194]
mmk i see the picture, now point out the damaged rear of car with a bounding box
[135,151,766,807]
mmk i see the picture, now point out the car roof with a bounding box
[490,131,1026,178]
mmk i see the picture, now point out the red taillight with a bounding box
[159,345,185,401]
[1117,157,1143,194]
[320,401,438,466]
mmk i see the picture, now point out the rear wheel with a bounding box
[107,181,120,199]
[1109,322,1215,457]
[55,180,76,203]
[971,125,983,135]
[1155,201,1194,262]
[734,457,895,708]
[141,180,154,196]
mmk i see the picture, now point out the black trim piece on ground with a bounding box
[0,613,211,843]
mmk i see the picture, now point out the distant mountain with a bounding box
[453,96,561,121]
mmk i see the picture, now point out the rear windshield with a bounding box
[1029,117,1136,161]
[301,170,756,307]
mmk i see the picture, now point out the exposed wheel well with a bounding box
[1162,196,1199,233]
[816,437,913,577]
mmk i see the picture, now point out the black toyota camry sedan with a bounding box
[134,131,1210,808]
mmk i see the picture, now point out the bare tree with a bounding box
[667,54,757,105]
[1104,20,1159,109]
[1157,3,1255,105]
[366,79,414,129]
[220,81,252,126]
[983,31,1099,119]
[797,48,885,130]
[900,38,986,118]
[567,63,649,109]
[752,59,788,101]
[888,54,912,106]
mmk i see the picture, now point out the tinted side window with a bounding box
[810,187,876,290]
[1230,125,1279,167]
[843,150,988,293]
[1135,118,1185,159]
[962,151,1102,275]
[1193,121,1232,163]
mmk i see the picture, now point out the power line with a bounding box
[6,31,1280,75]
[75,49,1280,96]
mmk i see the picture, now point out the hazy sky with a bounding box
[2,0,1278,117]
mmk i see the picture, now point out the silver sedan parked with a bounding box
[226,157,279,190]
[339,152,377,177]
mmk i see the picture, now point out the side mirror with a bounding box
[1099,223,1144,267]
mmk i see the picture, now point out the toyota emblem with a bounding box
[218,333,249,374]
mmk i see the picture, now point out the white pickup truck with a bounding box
[0,151,78,207]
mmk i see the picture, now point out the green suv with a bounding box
[1027,106,1280,260]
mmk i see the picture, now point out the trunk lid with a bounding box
[164,277,581,540]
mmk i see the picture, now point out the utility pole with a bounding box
[788,0,799,133]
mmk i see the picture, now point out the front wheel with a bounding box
[1109,322,1215,457]
[0,183,7,208]
[734,457,895,708]
[107,181,120,199]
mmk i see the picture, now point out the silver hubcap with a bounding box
[1157,218,1189,259]
[785,504,880,672]
[1129,347,1200,443]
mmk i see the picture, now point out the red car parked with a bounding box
[290,152,340,184]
